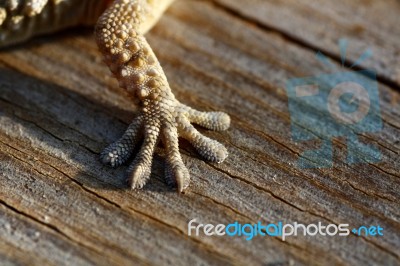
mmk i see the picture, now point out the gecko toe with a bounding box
[180,104,230,131]
[163,124,190,192]
[100,115,143,167]
[179,116,228,163]
[126,119,160,189]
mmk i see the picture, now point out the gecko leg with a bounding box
[96,0,230,192]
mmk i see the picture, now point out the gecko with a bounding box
[0,0,230,192]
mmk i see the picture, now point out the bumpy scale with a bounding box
[0,0,231,192]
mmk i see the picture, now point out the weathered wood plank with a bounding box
[0,200,115,266]
[0,0,399,265]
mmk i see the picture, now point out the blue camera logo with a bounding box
[286,40,382,168]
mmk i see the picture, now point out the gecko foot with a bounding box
[100,101,230,192]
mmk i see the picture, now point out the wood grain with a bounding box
[0,0,399,265]
[214,0,400,87]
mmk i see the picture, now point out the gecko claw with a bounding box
[165,163,190,193]
[176,169,190,193]
[164,159,189,193]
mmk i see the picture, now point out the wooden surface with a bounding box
[0,0,399,265]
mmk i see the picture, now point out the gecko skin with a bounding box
[0,0,230,192]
